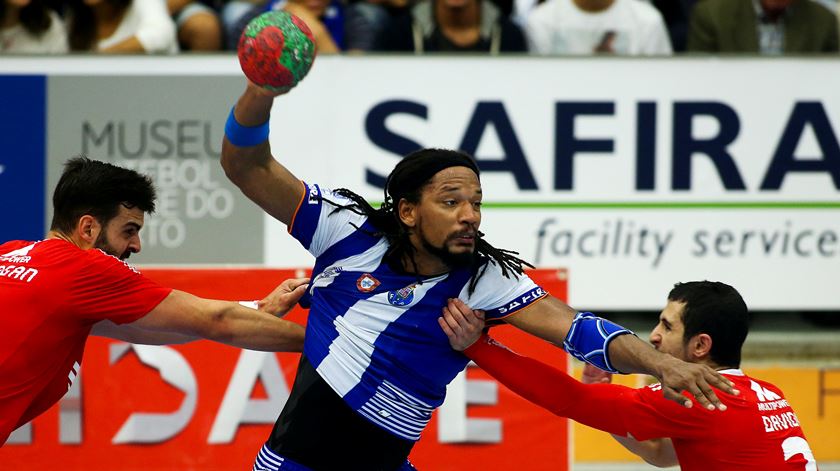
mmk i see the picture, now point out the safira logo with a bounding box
[387,284,416,306]
[356,273,380,292]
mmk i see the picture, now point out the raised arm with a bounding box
[221,83,305,226]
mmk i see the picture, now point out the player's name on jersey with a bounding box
[762,411,801,433]
[0,264,38,283]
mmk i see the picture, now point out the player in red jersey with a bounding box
[0,157,307,446]
[440,281,818,470]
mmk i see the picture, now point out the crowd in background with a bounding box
[1,0,838,55]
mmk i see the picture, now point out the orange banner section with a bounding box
[0,268,569,471]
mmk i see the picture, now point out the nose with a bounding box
[459,203,480,225]
[649,328,661,346]
[129,235,142,254]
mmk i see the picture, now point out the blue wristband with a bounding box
[224,106,269,147]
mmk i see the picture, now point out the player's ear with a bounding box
[76,215,102,247]
[398,198,417,228]
[690,333,713,361]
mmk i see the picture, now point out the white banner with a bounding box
[263,57,840,310]
[2,56,837,309]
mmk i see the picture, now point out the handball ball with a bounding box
[237,11,316,93]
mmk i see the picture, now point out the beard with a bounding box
[94,231,131,261]
[420,232,476,269]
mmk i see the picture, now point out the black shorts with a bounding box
[266,354,416,471]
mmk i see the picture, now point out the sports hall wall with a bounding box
[0,56,839,468]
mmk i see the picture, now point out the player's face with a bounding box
[94,205,145,261]
[410,166,482,268]
[649,300,690,362]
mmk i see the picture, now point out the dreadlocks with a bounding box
[321,148,533,294]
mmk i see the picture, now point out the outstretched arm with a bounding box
[445,298,735,410]
[581,364,678,468]
[221,83,305,226]
[94,277,308,350]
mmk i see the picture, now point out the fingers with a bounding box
[440,299,484,351]
[686,379,723,411]
[707,370,739,396]
[438,316,455,339]
[661,385,693,409]
[281,277,310,292]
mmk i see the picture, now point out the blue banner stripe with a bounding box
[0,75,46,242]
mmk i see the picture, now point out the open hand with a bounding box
[257,277,309,317]
[438,298,485,351]
[658,356,738,410]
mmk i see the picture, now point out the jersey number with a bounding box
[782,436,816,470]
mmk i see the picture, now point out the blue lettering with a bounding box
[761,102,840,190]
[672,102,745,190]
[459,102,537,190]
[555,102,615,190]
[365,100,426,188]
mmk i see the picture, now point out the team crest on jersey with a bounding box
[356,273,380,292]
[387,284,416,306]
[308,185,321,204]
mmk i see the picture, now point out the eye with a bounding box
[473,201,482,209]
[443,200,457,206]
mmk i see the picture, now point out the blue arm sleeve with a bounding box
[562,312,634,374]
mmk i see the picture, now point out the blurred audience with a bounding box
[648,0,695,52]
[66,0,178,53]
[168,0,223,50]
[687,0,838,54]
[344,0,407,51]
[227,0,341,52]
[526,0,672,55]
[1,0,67,53]
[376,0,527,53]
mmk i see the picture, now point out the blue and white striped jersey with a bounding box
[288,183,548,442]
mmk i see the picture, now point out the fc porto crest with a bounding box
[356,273,380,293]
[388,284,416,306]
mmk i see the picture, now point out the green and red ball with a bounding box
[237,11,317,93]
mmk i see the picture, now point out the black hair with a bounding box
[668,281,750,368]
[0,0,53,36]
[66,0,132,51]
[50,156,156,233]
[324,148,532,294]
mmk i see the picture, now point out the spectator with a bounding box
[1,0,67,53]
[648,0,696,52]
[526,0,672,55]
[168,0,223,50]
[377,0,527,53]
[226,0,341,52]
[66,0,178,53]
[687,0,838,54]
[344,0,408,51]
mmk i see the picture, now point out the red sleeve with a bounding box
[67,250,172,325]
[465,335,715,441]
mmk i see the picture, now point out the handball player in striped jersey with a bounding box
[222,83,738,471]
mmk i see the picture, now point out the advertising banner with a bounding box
[0,56,837,309]
[0,268,571,471]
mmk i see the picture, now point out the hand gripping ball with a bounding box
[237,11,317,93]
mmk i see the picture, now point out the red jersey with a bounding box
[0,239,172,445]
[466,335,818,471]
